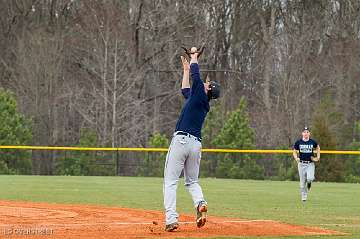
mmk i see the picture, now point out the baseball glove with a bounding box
[311,156,320,162]
[181,46,205,59]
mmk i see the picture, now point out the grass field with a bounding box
[0,175,359,239]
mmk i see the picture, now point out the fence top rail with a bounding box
[0,146,360,154]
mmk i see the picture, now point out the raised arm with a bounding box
[189,47,202,90]
[181,56,190,89]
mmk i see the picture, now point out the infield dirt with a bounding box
[0,200,344,238]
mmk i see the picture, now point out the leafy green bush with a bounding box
[55,128,113,176]
[345,174,360,183]
[0,88,32,174]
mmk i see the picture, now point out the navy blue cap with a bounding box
[209,81,220,99]
[303,126,310,132]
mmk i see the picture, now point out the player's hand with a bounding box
[311,156,320,162]
[180,56,190,71]
[190,47,199,63]
[295,157,300,163]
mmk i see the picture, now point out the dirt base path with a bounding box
[0,200,344,238]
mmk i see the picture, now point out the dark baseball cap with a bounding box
[209,81,220,99]
[303,126,310,132]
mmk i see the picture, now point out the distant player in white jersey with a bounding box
[293,126,320,202]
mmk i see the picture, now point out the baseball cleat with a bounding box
[196,203,208,228]
[307,182,312,191]
[165,222,179,232]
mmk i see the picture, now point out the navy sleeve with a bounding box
[293,141,299,150]
[190,63,202,91]
[181,88,190,99]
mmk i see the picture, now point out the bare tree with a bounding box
[0,0,360,170]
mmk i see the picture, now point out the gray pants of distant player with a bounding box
[163,133,207,225]
[298,162,315,201]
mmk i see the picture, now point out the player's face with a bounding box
[204,82,211,93]
[302,130,310,140]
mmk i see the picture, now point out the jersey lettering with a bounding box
[299,144,314,153]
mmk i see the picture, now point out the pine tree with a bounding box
[201,100,226,177]
[212,98,254,149]
[211,97,264,179]
[202,100,226,147]
[311,95,344,182]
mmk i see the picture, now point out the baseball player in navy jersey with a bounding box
[293,127,320,202]
[163,47,220,232]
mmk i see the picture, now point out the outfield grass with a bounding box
[0,175,359,239]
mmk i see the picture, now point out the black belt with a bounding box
[300,160,312,164]
[175,131,201,142]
